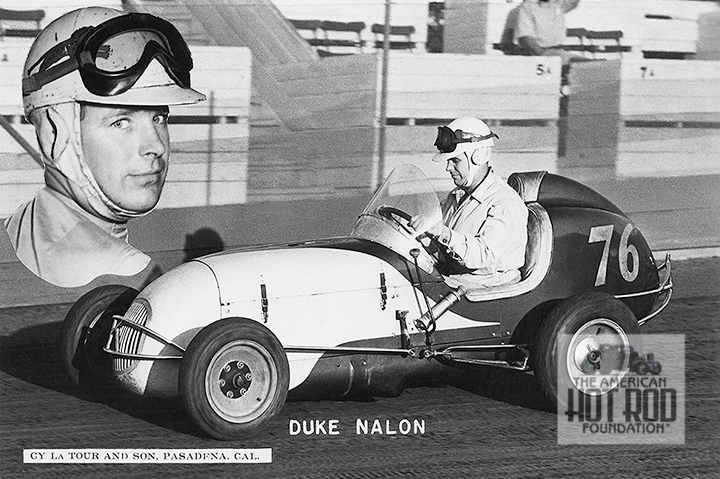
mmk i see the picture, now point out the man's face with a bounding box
[80,103,170,213]
[446,155,471,187]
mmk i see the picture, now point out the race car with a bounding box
[60,164,673,440]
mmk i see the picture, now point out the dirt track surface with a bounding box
[1,257,718,478]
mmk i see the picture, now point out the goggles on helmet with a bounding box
[23,13,193,97]
[434,125,498,154]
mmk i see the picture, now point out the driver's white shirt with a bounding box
[436,170,528,288]
[4,186,153,287]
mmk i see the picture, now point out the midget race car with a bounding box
[60,164,672,440]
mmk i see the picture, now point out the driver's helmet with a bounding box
[432,116,498,162]
[23,6,205,114]
[22,7,205,221]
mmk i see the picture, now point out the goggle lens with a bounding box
[434,125,498,154]
[94,30,168,72]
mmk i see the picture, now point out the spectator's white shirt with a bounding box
[514,0,578,48]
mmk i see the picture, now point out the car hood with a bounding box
[194,238,396,306]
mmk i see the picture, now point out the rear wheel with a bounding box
[179,318,289,440]
[59,285,139,389]
[533,292,640,411]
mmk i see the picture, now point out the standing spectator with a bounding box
[512,0,581,62]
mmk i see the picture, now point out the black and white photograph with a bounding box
[1,0,718,477]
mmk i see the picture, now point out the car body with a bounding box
[62,164,672,440]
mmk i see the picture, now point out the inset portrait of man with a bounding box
[4,7,205,288]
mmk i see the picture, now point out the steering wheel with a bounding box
[377,205,439,269]
[377,205,416,236]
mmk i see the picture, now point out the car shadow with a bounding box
[0,320,198,436]
[450,366,553,412]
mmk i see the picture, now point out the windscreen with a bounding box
[351,164,441,272]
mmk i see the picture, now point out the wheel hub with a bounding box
[567,318,632,395]
[587,349,603,367]
[218,361,252,399]
[574,337,606,373]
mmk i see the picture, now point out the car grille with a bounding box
[113,300,149,374]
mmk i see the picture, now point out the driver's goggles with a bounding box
[434,125,498,153]
[23,12,193,97]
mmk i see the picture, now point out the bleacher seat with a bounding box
[493,25,631,59]
[289,19,365,54]
[0,8,44,39]
[584,30,632,57]
[371,23,416,51]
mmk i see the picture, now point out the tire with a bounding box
[59,285,139,389]
[179,318,289,440]
[533,292,640,412]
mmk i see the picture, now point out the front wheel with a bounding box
[533,292,640,411]
[59,285,139,389]
[179,318,289,440]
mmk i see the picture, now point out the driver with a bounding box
[4,7,205,288]
[412,117,528,288]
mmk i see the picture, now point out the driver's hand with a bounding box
[409,215,425,231]
[422,221,452,244]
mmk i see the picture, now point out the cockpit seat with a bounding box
[463,171,552,302]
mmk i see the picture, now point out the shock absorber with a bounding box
[415,287,466,332]
[409,248,465,347]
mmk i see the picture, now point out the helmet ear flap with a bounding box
[468,147,491,166]
[33,106,71,163]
